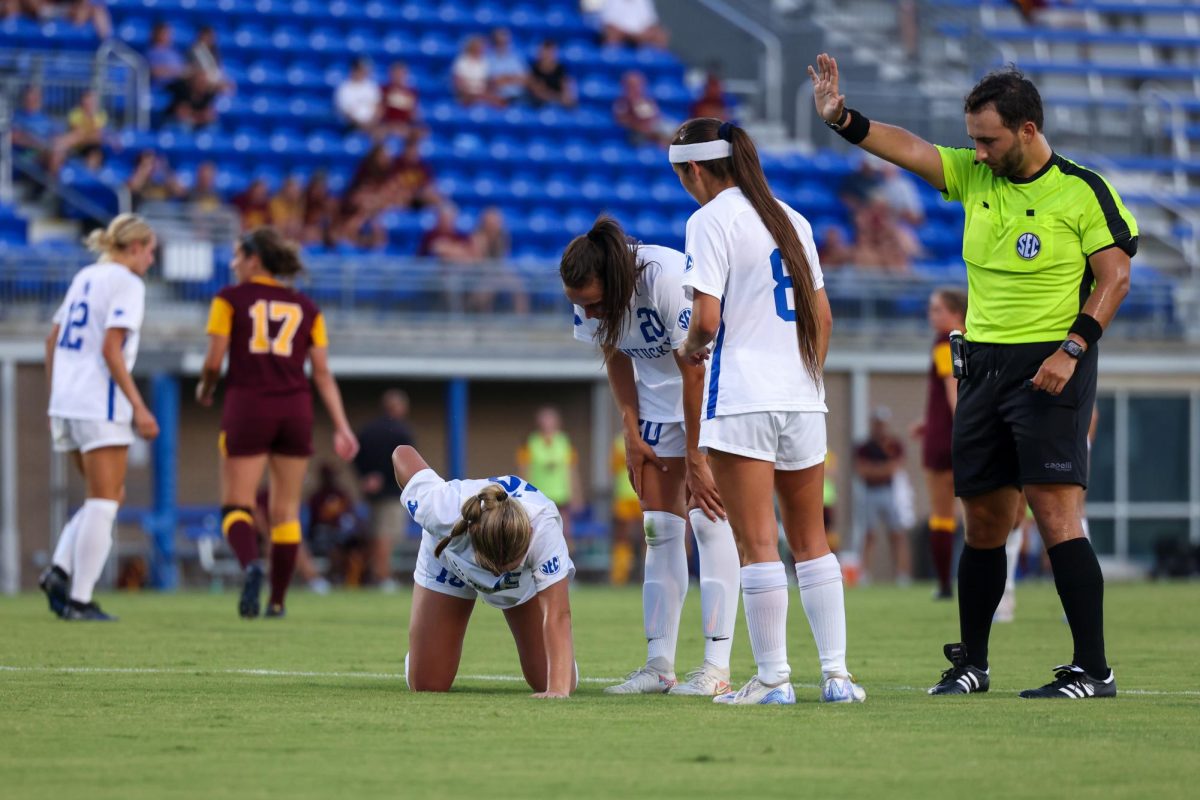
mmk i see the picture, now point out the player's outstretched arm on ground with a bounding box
[534,579,575,699]
[807,53,946,191]
[392,444,431,491]
[310,345,359,461]
[103,326,159,440]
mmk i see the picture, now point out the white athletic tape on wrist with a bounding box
[668,140,732,163]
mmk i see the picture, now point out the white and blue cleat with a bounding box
[713,676,796,705]
[821,674,867,703]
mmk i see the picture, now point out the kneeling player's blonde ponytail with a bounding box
[435,484,532,575]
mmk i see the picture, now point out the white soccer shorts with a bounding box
[699,411,826,471]
[50,416,134,454]
[637,420,686,459]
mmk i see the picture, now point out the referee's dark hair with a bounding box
[963,66,1043,132]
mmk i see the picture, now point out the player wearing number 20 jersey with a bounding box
[206,274,326,457]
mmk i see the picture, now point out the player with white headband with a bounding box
[673,119,866,704]
[561,215,742,697]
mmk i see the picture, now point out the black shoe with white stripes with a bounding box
[1019,665,1116,699]
[928,642,990,695]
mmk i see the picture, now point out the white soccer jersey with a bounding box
[48,262,146,423]
[402,469,574,609]
[573,244,690,423]
[681,187,827,419]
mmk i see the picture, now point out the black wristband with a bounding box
[835,108,870,145]
[1069,313,1104,347]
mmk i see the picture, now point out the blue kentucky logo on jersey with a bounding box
[539,556,561,576]
[677,308,691,331]
[406,500,419,516]
[684,254,694,272]
[113,308,125,317]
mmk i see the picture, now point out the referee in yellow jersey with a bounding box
[809,56,1136,699]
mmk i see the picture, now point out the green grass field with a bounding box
[2,581,1198,799]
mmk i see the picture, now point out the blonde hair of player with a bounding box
[434,484,533,575]
[83,214,155,263]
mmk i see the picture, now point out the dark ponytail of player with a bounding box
[559,215,643,355]
[672,118,823,384]
[241,227,304,278]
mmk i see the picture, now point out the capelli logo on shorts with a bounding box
[1043,461,1073,472]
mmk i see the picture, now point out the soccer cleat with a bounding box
[39,566,70,617]
[1019,665,1116,699]
[62,600,117,621]
[821,674,867,703]
[264,603,286,619]
[603,662,676,694]
[932,587,953,601]
[668,663,731,696]
[239,564,264,619]
[928,642,990,695]
[713,676,796,705]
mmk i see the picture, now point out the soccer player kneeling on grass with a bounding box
[393,445,577,698]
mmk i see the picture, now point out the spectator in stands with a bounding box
[11,86,62,168]
[165,69,219,128]
[470,207,530,315]
[47,88,107,175]
[689,70,731,120]
[146,21,186,88]
[334,148,391,250]
[352,389,417,591]
[488,28,528,105]
[391,135,439,211]
[1,1,39,21]
[186,161,225,215]
[232,178,271,231]
[187,25,234,94]
[877,162,925,229]
[852,195,916,274]
[36,1,112,39]
[528,39,576,108]
[269,176,306,241]
[817,225,855,270]
[613,71,671,146]
[335,57,381,134]
[452,35,502,107]
[302,172,337,246]
[379,61,421,139]
[126,150,185,209]
[838,158,883,214]
[419,203,474,262]
[599,0,669,49]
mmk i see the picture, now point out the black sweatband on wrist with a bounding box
[837,108,870,145]
[1069,313,1104,347]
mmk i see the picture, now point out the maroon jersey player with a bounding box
[197,227,359,618]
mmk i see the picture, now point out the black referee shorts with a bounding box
[952,341,1097,498]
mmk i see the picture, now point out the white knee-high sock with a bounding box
[1004,526,1022,595]
[642,511,688,671]
[69,498,119,604]
[795,553,849,679]
[689,509,740,671]
[51,507,86,575]
[741,561,790,686]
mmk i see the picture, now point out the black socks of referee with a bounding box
[957,544,1008,671]
[1048,537,1108,678]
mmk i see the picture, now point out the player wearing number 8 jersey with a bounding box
[39,214,160,622]
[197,228,359,619]
[674,119,865,705]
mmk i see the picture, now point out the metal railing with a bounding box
[695,0,784,127]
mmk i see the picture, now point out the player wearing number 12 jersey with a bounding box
[197,228,359,619]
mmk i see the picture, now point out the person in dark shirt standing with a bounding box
[528,40,576,108]
[353,389,416,591]
[852,408,912,585]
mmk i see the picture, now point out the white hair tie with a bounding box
[668,140,733,163]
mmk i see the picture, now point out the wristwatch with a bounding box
[825,108,850,131]
[1060,339,1085,359]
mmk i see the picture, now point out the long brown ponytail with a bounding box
[672,118,823,383]
[560,215,646,355]
[434,484,532,575]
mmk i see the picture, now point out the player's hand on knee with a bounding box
[686,454,726,521]
[626,436,666,497]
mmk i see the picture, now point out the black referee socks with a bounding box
[1048,537,1109,678]
[957,544,1008,671]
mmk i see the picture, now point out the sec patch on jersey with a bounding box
[539,556,561,576]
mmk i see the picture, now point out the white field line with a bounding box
[1,666,1197,697]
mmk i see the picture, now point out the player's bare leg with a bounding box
[264,454,310,616]
[778,463,864,702]
[406,586,475,692]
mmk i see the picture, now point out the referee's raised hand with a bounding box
[807,53,846,124]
